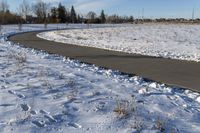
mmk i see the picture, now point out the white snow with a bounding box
[38,23,200,62]
[0,24,200,133]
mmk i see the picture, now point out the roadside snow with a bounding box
[0,24,200,133]
[38,24,200,62]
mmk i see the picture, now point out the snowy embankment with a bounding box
[38,24,200,62]
[0,24,200,133]
[0,23,122,38]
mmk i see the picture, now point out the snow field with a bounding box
[38,24,200,62]
[0,24,200,133]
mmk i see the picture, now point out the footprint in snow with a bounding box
[44,114,57,123]
[0,103,15,107]
[68,122,82,128]
[16,93,26,99]
[1,85,6,89]
[170,102,179,107]
[20,104,31,111]
[32,120,46,128]
[8,90,25,99]
[39,109,49,114]
[0,121,7,125]
[8,90,16,95]
[30,110,37,115]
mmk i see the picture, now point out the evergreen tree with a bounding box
[77,14,81,23]
[100,10,106,23]
[50,7,57,23]
[65,9,71,23]
[70,6,77,23]
[129,15,134,23]
[58,3,66,23]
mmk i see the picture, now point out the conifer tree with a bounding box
[58,3,66,23]
[70,6,77,23]
[100,10,106,23]
[50,7,57,23]
[77,14,81,23]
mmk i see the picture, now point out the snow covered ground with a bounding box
[38,24,200,62]
[0,23,124,37]
[0,24,200,133]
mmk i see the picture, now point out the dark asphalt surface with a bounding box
[9,31,200,92]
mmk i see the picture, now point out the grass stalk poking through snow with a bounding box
[114,95,136,118]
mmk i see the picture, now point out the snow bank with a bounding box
[38,24,200,62]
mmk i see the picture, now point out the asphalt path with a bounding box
[9,31,200,92]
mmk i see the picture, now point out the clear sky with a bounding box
[7,0,200,18]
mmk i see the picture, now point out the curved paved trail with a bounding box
[9,31,200,92]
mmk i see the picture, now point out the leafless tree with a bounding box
[32,0,50,23]
[0,0,9,26]
[18,0,30,21]
[0,0,9,13]
[0,10,1,24]
[0,24,2,34]
[87,11,96,20]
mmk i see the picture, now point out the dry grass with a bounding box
[58,72,65,79]
[15,53,27,64]
[155,117,166,132]
[7,51,27,64]
[114,95,136,117]
[130,120,143,132]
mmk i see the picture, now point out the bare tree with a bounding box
[18,0,30,22]
[0,24,2,34]
[0,13,2,31]
[0,0,9,25]
[0,0,9,13]
[32,0,50,23]
[87,11,96,20]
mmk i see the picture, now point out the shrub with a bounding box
[114,96,136,117]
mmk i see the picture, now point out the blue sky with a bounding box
[8,0,200,18]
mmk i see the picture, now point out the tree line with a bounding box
[1,0,199,25]
[25,1,108,24]
[0,0,135,24]
[0,0,23,24]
